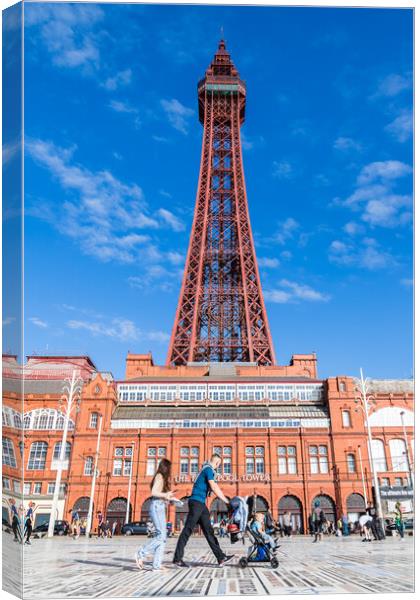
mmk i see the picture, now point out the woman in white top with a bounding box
[135,459,175,571]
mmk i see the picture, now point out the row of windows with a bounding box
[117,383,324,403]
[3,407,98,431]
[2,478,67,495]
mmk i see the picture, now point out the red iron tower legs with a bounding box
[167,40,276,366]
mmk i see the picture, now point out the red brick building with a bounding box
[2,352,414,534]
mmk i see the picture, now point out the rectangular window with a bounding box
[147,447,157,457]
[278,446,297,474]
[180,458,189,475]
[158,447,166,457]
[190,458,199,474]
[395,477,403,486]
[223,458,232,474]
[47,482,55,495]
[33,482,42,495]
[255,457,265,474]
[123,459,132,476]
[125,447,133,457]
[84,457,94,476]
[114,447,124,457]
[89,412,98,429]
[146,458,156,476]
[180,447,189,457]
[23,482,31,495]
[113,459,123,476]
[381,478,390,487]
[342,411,351,428]
[246,458,254,474]
[310,456,319,474]
[3,478,11,490]
[13,481,21,493]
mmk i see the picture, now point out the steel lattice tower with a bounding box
[167,40,276,366]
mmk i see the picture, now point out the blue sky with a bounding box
[10,2,413,379]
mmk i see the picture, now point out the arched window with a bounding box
[389,439,409,472]
[53,441,71,461]
[347,453,356,473]
[2,437,17,467]
[28,441,48,470]
[23,409,74,431]
[84,456,94,476]
[371,439,387,472]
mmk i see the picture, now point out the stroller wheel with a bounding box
[270,557,279,569]
[239,557,248,569]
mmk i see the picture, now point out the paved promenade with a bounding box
[4,533,415,597]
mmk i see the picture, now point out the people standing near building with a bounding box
[24,502,35,545]
[173,453,234,568]
[394,502,405,540]
[9,499,21,543]
[97,511,104,538]
[112,520,118,537]
[283,511,292,537]
[135,458,175,571]
[311,500,325,543]
[366,501,384,541]
[342,513,349,536]
[69,508,81,539]
[359,513,373,542]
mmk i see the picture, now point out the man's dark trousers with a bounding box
[174,499,225,562]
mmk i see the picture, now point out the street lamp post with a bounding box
[354,368,384,527]
[86,414,103,537]
[48,370,82,538]
[400,411,414,489]
[125,442,135,524]
[357,445,368,506]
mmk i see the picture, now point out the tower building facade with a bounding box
[167,41,275,366]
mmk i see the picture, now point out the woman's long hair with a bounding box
[151,458,172,493]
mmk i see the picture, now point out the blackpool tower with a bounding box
[167,40,276,366]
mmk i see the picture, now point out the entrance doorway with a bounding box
[278,495,303,533]
[346,493,366,524]
[106,497,132,534]
[73,496,91,519]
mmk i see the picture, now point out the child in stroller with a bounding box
[227,496,280,569]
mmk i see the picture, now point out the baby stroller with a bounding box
[228,496,280,569]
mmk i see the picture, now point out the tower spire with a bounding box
[167,42,276,366]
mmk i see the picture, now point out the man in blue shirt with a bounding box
[173,453,234,567]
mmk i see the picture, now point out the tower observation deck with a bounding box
[167,40,276,366]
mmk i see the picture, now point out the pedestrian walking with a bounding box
[24,502,35,545]
[311,500,326,543]
[366,502,384,540]
[135,458,175,571]
[394,502,405,540]
[173,453,235,568]
[9,499,22,542]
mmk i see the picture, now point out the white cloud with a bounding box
[25,4,104,72]
[113,152,123,160]
[127,261,184,293]
[333,136,362,152]
[26,137,164,263]
[102,69,132,91]
[29,317,48,328]
[273,160,293,179]
[67,317,169,343]
[152,135,169,143]
[343,221,365,236]
[357,160,412,185]
[374,73,411,98]
[157,208,186,232]
[166,251,185,265]
[336,160,413,229]
[272,218,300,245]
[385,110,412,143]
[329,237,395,270]
[258,257,280,268]
[400,278,413,288]
[2,317,16,326]
[241,132,264,151]
[265,279,330,304]
[160,99,194,135]
[108,99,138,114]
[3,139,20,166]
